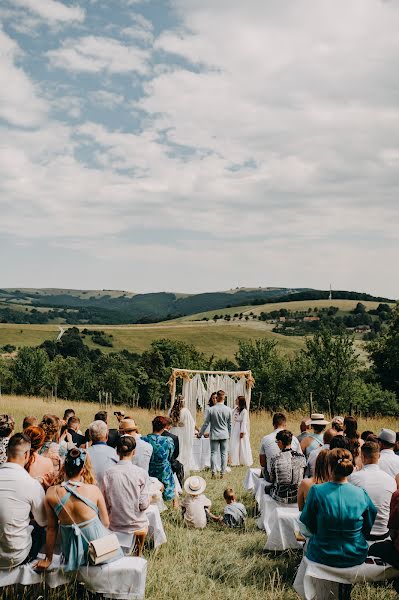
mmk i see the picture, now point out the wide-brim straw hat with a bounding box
[310,413,330,426]
[184,476,206,496]
[119,418,138,433]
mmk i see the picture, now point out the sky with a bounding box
[0,0,398,298]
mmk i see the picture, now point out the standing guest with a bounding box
[230,396,253,467]
[300,413,330,459]
[306,428,336,477]
[259,413,302,481]
[119,418,153,472]
[298,449,330,511]
[377,429,399,486]
[300,448,377,568]
[350,442,396,541]
[102,436,150,556]
[169,395,195,478]
[181,476,211,529]
[67,417,86,447]
[35,448,121,572]
[23,416,38,430]
[24,426,55,489]
[369,488,399,569]
[85,411,119,448]
[269,430,306,505]
[198,390,232,479]
[0,433,47,569]
[331,416,345,434]
[297,418,312,443]
[142,417,175,502]
[344,416,363,468]
[162,417,185,487]
[203,393,217,438]
[87,420,118,488]
[0,414,15,465]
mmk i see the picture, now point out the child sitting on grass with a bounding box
[181,476,212,529]
[209,488,247,528]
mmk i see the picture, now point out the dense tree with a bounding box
[12,347,49,395]
[368,304,399,396]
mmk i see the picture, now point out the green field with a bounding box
[0,322,305,360]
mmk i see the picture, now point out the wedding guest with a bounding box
[24,426,55,489]
[142,417,175,502]
[67,416,86,447]
[300,413,330,459]
[298,449,330,511]
[87,420,118,488]
[259,413,302,480]
[377,429,399,485]
[297,418,312,443]
[306,428,336,477]
[181,476,211,529]
[119,418,153,472]
[269,430,306,504]
[344,416,363,468]
[23,416,39,430]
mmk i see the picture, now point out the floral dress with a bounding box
[142,433,175,501]
[0,437,9,465]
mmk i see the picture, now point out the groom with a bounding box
[198,390,232,478]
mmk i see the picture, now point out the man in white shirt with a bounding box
[259,413,302,480]
[87,420,118,487]
[0,433,47,569]
[119,418,153,472]
[350,441,396,540]
[306,428,337,477]
[377,428,399,487]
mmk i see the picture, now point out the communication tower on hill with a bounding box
[328,284,332,301]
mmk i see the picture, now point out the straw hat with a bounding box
[184,476,207,496]
[310,413,330,426]
[119,418,138,434]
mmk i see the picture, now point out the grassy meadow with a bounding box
[0,394,398,599]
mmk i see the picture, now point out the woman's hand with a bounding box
[35,558,52,571]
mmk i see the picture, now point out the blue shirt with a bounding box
[300,481,377,568]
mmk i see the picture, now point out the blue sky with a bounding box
[1,0,398,297]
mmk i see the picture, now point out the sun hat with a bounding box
[377,428,396,445]
[301,417,312,426]
[184,476,207,496]
[119,418,138,433]
[310,413,330,426]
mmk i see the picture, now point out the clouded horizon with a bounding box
[1,0,398,298]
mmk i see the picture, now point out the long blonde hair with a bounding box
[55,452,97,486]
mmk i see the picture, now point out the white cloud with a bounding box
[0,28,47,126]
[10,0,84,24]
[47,36,150,74]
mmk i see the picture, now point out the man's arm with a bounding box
[227,409,232,438]
[259,454,267,468]
[31,480,47,527]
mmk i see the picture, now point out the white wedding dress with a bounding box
[230,407,253,466]
[169,406,195,478]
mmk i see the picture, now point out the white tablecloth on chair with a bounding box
[190,437,211,471]
[244,468,262,492]
[115,505,167,550]
[0,555,148,600]
[254,478,271,506]
[264,506,302,551]
[294,556,399,600]
[257,495,297,534]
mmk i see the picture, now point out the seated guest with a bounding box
[221,488,247,528]
[378,429,399,485]
[23,416,38,430]
[361,430,374,442]
[331,416,344,434]
[181,476,211,529]
[330,434,350,451]
[395,432,399,456]
[62,409,75,425]
[87,420,118,488]
[0,433,47,569]
[24,426,55,489]
[119,418,153,472]
[39,414,73,470]
[259,413,302,480]
[162,417,185,487]
[306,428,336,477]
[0,414,15,465]
[85,411,119,448]
[344,416,363,468]
[369,488,399,569]
[36,448,122,572]
[102,436,150,556]
[300,448,377,567]
[270,430,306,505]
[142,417,175,503]
[298,449,330,511]
[350,441,396,541]
[297,418,312,443]
[67,416,86,447]
[300,413,330,459]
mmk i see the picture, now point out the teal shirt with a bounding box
[300,482,377,568]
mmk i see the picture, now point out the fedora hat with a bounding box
[377,428,396,446]
[310,413,330,426]
[184,476,207,496]
[119,418,138,433]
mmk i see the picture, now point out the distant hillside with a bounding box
[0,287,394,325]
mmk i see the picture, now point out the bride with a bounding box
[230,396,253,467]
[169,395,195,478]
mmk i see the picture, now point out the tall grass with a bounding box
[0,395,398,599]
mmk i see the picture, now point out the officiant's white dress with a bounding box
[169,407,195,478]
[230,407,253,466]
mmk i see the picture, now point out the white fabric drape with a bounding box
[169,407,195,478]
[181,374,250,415]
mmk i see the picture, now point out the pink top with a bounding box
[102,461,150,533]
[28,452,55,488]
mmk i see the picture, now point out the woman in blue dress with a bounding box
[142,416,176,502]
[300,447,377,568]
[35,447,122,572]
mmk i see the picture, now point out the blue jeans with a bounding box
[210,439,229,474]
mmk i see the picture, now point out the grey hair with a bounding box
[89,420,108,442]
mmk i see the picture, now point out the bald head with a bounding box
[323,428,337,445]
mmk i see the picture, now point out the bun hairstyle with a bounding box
[329,448,354,479]
[40,414,60,442]
[116,435,136,456]
[0,414,15,438]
